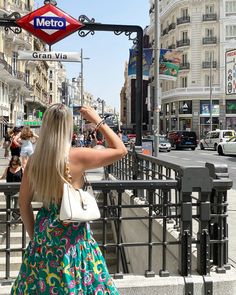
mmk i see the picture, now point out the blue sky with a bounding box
[35,0,150,110]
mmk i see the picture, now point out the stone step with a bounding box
[0,284,12,295]
[0,232,30,246]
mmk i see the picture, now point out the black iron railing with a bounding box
[0,151,232,295]
[108,149,232,292]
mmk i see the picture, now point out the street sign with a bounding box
[18,50,81,62]
[16,4,84,45]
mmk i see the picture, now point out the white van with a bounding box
[200,129,235,150]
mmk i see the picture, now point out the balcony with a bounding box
[168,22,176,31]
[202,36,217,44]
[176,39,190,47]
[0,52,7,71]
[162,27,169,36]
[168,44,176,49]
[202,61,217,68]
[203,13,217,21]
[177,16,190,25]
[179,62,190,70]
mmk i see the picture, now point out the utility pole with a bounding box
[153,0,160,157]
[210,52,213,132]
[80,48,90,134]
[80,48,84,134]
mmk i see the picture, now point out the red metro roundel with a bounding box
[16,4,84,45]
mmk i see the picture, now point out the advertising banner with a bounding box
[225,49,236,95]
[128,48,153,80]
[73,106,82,116]
[159,49,181,81]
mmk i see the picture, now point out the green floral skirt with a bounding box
[11,205,119,294]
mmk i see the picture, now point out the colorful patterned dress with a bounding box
[11,205,119,294]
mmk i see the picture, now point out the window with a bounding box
[205,75,210,86]
[226,25,236,40]
[50,82,53,91]
[181,76,187,88]
[12,52,17,75]
[182,31,188,40]
[205,28,213,37]
[205,4,214,13]
[205,51,214,61]
[226,1,236,15]
[181,8,188,17]
[25,69,30,85]
[182,53,188,64]
[49,70,53,79]
[179,101,192,114]
[165,103,170,115]
[171,102,176,114]
[200,100,219,115]
[226,100,236,114]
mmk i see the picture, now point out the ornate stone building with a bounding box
[148,0,236,137]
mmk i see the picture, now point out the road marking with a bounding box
[182,158,190,161]
[165,155,178,158]
[196,160,205,163]
[230,167,236,170]
[199,153,214,156]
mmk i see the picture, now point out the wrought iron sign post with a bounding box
[0,9,143,146]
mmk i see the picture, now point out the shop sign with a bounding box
[16,4,84,45]
[225,49,236,95]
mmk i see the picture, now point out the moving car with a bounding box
[200,129,235,151]
[158,135,171,152]
[167,130,197,150]
[218,136,236,156]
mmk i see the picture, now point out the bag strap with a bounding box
[64,160,89,190]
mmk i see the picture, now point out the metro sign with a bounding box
[16,4,84,45]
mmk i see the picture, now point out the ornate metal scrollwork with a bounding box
[114,30,138,45]
[78,15,95,24]
[3,12,22,34]
[78,15,95,37]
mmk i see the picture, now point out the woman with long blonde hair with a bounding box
[11,103,127,294]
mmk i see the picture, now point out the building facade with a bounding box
[148,0,236,138]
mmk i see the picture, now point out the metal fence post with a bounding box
[205,163,232,273]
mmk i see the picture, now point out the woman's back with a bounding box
[11,104,127,294]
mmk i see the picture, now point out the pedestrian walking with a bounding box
[0,156,23,221]
[18,126,38,169]
[10,127,21,157]
[2,129,11,159]
[11,103,127,294]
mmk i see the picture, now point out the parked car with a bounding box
[167,130,198,150]
[218,136,236,156]
[122,134,128,144]
[200,129,235,151]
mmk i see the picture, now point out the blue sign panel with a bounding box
[34,16,66,30]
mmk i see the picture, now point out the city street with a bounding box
[158,147,236,189]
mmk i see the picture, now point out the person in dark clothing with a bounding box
[2,129,11,158]
[10,127,21,157]
[0,156,23,221]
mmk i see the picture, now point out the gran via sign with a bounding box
[16,3,84,45]
[18,50,81,62]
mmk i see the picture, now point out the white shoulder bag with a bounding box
[59,165,100,223]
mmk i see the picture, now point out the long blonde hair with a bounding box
[27,103,73,208]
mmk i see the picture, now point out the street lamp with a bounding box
[153,0,161,157]
[80,48,90,134]
[209,52,213,132]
